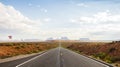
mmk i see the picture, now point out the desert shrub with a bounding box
[32,50,40,53]
[4,43,14,46]
[108,47,116,53]
[15,46,21,49]
[66,42,120,64]
[104,56,114,63]
[20,44,25,48]
[93,52,107,59]
[26,51,33,54]
[0,55,12,59]
[0,42,58,59]
[113,56,120,62]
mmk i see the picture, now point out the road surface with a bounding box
[0,47,112,67]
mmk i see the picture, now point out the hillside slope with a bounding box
[67,42,120,67]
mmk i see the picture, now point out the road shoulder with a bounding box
[0,51,44,63]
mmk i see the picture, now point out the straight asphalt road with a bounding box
[0,52,46,67]
[0,47,112,67]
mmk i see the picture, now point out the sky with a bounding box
[0,0,120,40]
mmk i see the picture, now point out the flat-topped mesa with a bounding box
[112,41,120,43]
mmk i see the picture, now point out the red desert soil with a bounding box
[0,42,57,59]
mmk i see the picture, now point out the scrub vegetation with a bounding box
[0,42,58,59]
[61,41,120,67]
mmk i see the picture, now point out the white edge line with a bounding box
[15,51,47,67]
[80,54,110,67]
[64,48,110,67]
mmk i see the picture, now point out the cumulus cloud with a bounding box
[0,2,39,34]
[70,10,120,40]
[71,10,120,24]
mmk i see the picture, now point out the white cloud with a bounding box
[69,10,120,40]
[71,10,120,25]
[0,2,39,35]
[70,19,77,22]
[76,3,88,7]
[43,18,51,22]
[1,2,120,40]
[40,28,93,40]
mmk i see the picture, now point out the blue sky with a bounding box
[0,0,120,40]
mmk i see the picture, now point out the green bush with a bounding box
[20,44,25,48]
[94,52,107,59]
[93,52,117,63]
[104,56,114,63]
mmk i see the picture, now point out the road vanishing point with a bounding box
[0,47,113,67]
